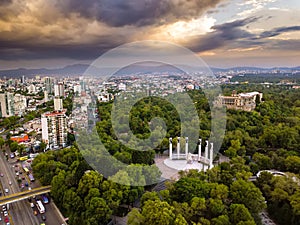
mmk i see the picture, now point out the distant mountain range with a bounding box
[0,64,299,78]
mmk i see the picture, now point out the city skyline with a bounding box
[0,0,299,69]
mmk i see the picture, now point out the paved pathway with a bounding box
[154,155,179,180]
[260,210,277,225]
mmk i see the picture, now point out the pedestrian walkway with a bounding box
[113,215,128,225]
[260,210,277,225]
[154,155,179,180]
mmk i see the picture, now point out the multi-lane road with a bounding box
[0,149,67,225]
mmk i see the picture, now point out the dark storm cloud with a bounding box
[63,0,223,27]
[267,39,300,51]
[186,17,300,54]
[258,26,300,38]
[187,17,259,52]
[0,35,127,60]
[0,0,12,5]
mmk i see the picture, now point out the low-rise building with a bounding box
[216,91,263,111]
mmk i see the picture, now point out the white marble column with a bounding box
[204,140,208,160]
[209,142,214,168]
[185,137,188,158]
[169,137,172,159]
[177,137,180,159]
[198,139,202,161]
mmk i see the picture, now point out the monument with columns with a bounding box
[164,137,214,172]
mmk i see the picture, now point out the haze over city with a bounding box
[0,0,299,69]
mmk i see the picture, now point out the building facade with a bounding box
[54,82,65,97]
[54,97,63,111]
[14,94,27,116]
[41,109,68,149]
[0,92,15,117]
[216,91,263,111]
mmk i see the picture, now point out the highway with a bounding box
[0,186,51,205]
[0,148,67,225]
[0,150,39,225]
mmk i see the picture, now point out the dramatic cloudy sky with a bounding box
[0,0,299,69]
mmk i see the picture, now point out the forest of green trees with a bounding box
[31,84,300,225]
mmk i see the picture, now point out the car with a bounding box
[8,181,11,185]
[3,211,8,217]
[2,205,6,211]
[4,188,8,193]
[0,173,3,177]
[21,183,24,189]
[25,182,28,187]
[41,195,49,204]
[4,216,9,223]
[6,223,10,225]
[15,172,19,176]
[0,217,1,221]
[10,153,14,158]
[33,210,38,216]
[28,187,32,191]
[22,176,25,180]
[41,215,46,221]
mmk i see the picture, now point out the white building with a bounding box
[44,91,49,102]
[0,92,14,117]
[74,84,82,95]
[27,84,36,94]
[216,91,263,111]
[41,109,68,149]
[54,82,65,97]
[14,94,27,116]
[54,97,63,111]
[118,83,126,91]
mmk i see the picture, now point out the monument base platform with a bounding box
[164,158,211,172]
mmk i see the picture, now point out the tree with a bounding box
[0,136,5,149]
[77,171,103,197]
[170,177,211,203]
[252,152,273,170]
[140,191,160,207]
[131,149,155,165]
[285,156,300,173]
[230,179,266,214]
[210,184,229,201]
[39,141,47,152]
[225,140,245,158]
[290,191,300,216]
[9,141,19,152]
[127,208,144,225]
[207,198,226,217]
[229,204,255,224]
[191,197,206,214]
[211,215,230,225]
[51,170,68,208]
[84,197,112,225]
[141,200,176,225]
[174,214,188,225]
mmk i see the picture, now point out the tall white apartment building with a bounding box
[0,92,14,117]
[41,109,68,149]
[14,94,27,116]
[54,82,65,97]
[54,97,63,111]
[74,84,82,95]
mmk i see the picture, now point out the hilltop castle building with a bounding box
[216,91,263,111]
